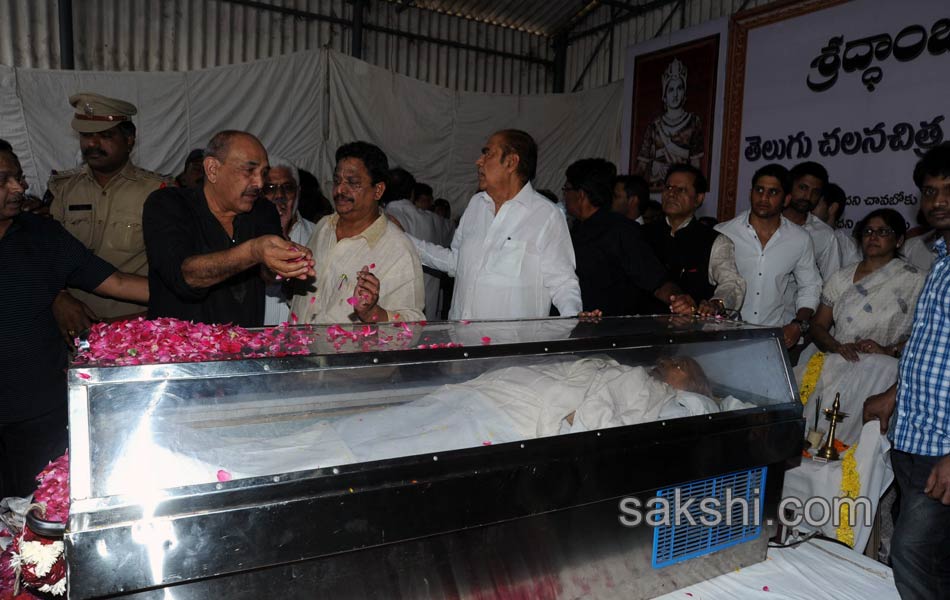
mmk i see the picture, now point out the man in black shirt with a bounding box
[0,148,148,498]
[563,158,695,316]
[643,164,718,310]
[144,131,315,327]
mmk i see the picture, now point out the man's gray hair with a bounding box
[267,155,300,188]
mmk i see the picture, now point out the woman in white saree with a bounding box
[786,210,926,552]
[802,208,925,444]
[811,208,925,365]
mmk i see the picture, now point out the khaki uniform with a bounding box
[48,161,169,318]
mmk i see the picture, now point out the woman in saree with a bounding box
[800,208,926,445]
[811,208,926,361]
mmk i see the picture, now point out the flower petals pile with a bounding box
[34,452,69,523]
[74,317,317,366]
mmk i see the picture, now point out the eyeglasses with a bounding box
[664,184,692,197]
[753,185,784,198]
[330,177,373,193]
[262,182,298,197]
[861,227,895,238]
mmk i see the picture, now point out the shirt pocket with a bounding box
[63,212,94,247]
[108,220,145,253]
[485,239,527,278]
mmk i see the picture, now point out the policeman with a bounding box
[47,92,169,340]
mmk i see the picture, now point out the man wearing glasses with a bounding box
[642,164,718,311]
[261,156,316,325]
[290,141,425,325]
[143,130,315,327]
[709,164,821,348]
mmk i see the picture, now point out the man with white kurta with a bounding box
[291,142,425,325]
[711,163,822,349]
[408,129,582,320]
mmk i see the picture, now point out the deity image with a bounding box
[634,58,705,191]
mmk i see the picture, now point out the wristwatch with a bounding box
[791,318,810,335]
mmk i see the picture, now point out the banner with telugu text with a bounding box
[736,0,948,232]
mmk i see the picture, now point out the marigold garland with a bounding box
[799,351,825,406]
[835,445,861,548]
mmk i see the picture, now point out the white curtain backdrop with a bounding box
[0,48,622,215]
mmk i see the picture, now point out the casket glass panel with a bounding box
[72,317,795,499]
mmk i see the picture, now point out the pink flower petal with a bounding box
[762,586,770,592]
[369,263,376,269]
[481,336,492,345]
[346,296,359,306]
[217,469,232,482]
[290,312,298,324]
[77,372,91,379]
[309,296,316,305]
[482,441,492,446]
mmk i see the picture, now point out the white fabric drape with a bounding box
[0,48,622,215]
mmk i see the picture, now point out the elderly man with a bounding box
[0,147,148,498]
[643,164,718,307]
[291,142,425,324]
[410,129,582,320]
[262,156,316,325]
[563,158,696,316]
[47,92,169,340]
[143,131,314,327]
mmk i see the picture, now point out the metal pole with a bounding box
[58,0,75,69]
[351,0,367,59]
[571,28,611,92]
[219,0,552,67]
[552,33,568,93]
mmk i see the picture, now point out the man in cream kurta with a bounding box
[291,141,424,325]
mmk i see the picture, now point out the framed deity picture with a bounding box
[629,34,720,195]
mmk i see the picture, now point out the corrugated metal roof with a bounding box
[0,0,778,94]
[380,0,596,36]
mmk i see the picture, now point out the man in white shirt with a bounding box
[291,142,425,325]
[784,161,842,280]
[711,164,822,348]
[409,129,582,320]
[813,182,861,267]
[414,182,454,247]
[383,168,443,320]
[262,156,316,325]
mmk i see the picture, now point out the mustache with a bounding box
[82,149,106,158]
[243,186,261,196]
[334,194,354,203]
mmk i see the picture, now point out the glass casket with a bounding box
[65,316,803,599]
